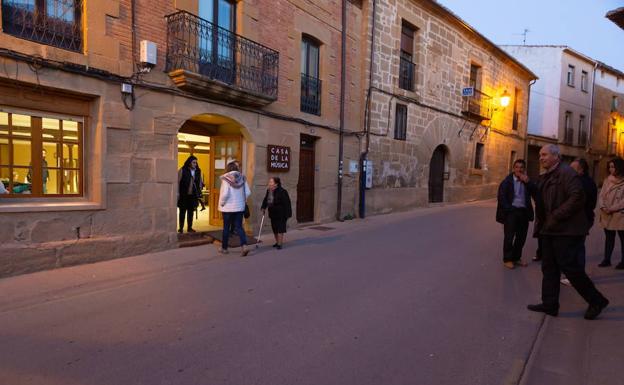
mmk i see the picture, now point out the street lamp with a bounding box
[500,89,511,108]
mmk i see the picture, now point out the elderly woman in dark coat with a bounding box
[261,177,292,249]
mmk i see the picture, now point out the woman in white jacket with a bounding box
[218,161,251,256]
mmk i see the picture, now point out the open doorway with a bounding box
[176,114,245,233]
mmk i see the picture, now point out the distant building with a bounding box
[501,46,600,179]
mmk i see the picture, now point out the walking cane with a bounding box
[256,213,266,249]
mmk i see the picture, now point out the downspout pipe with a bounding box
[336,0,347,221]
[588,62,598,156]
[359,0,377,219]
[524,78,537,162]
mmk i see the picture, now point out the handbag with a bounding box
[243,182,251,219]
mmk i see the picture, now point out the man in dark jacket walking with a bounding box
[527,145,609,320]
[496,159,535,269]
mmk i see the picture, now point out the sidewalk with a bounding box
[0,201,464,313]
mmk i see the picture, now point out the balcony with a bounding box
[300,73,321,115]
[461,89,492,122]
[1,0,82,52]
[166,11,279,106]
[399,56,415,91]
[564,128,574,145]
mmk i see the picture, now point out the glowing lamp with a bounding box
[500,90,511,108]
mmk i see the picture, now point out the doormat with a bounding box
[308,226,335,231]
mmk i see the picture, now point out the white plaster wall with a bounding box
[558,50,594,142]
[501,46,563,139]
[596,68,624,94]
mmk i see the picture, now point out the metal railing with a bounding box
[1,0,82,52]
[578,130,588,146]
[564,128,574,145]
[166,11,279,99]
[399,56,415,91]
[462,89,491,120]
[300,73,322,115]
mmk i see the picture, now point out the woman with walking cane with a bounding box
[261,177,292,249]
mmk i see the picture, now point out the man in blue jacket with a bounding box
[496,159,535,269]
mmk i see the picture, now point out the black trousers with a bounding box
[503,208,529,262]
[603,229,624,263]
[541,235,607,309]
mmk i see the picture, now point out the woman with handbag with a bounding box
[177,155,202,233]
[218,161,251,256]
[261,177,292,250]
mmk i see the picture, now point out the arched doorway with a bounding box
[429,145,448,203]
[177,113,249,232]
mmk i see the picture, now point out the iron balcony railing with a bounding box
[461,89,492,121]
[399,56,415,91]
[578,130,588,146]
[1,0,82,52]
[564,128,574,145]
[300,73,321,115]
[166,11,279,99]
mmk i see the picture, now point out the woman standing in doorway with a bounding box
[177,155,202,233]
[261,177,292,249]
[598,157,624,269]
[219,161,251,256]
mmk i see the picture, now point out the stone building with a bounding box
[606,7,624,30]
[501,46,597,180]
[359,1,536,214]
[0,0,365,276]
[590,62,624,183]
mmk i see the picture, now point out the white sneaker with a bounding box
[560,278,571,286]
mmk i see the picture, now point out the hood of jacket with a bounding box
[220,171,246,188]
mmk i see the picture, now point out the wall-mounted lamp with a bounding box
[500,89,511,109]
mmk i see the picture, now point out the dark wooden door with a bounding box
[297,139,315,222]
[429,146,445,203]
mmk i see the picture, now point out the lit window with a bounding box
[0,109,83,197]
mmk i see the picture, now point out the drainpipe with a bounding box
[588,62,598,156]
[359,0,377,219]
[336,0,347,221]
[524,79,537,162]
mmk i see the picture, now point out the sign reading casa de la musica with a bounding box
[267,145,290,172]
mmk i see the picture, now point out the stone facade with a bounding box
[0,0,363,277]
[361,0,535,213]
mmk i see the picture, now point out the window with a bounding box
[474,143,484,169]
[564,111,573,145]
[581,70,588,92]
[470,63,482,90]
[1,0,82,52]
[567,65,575,87]
[611,118,618,154]
[394,104,407,140]
[399,21,416,91]
[613,96,620,112]
[512,87,519,131]
[300,36,321,115]
[578,115,587,146]
[0,109,83,197]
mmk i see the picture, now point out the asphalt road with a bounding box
[1,201,621,385]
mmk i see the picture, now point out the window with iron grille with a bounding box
[394,104,407,140]
[0,109,84,197]
[578,115,587,146]
[399,21,416,91]
[300,36,321,115]
[564,111,574,144]
[474,143,484,169]
[1,0,83,52]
